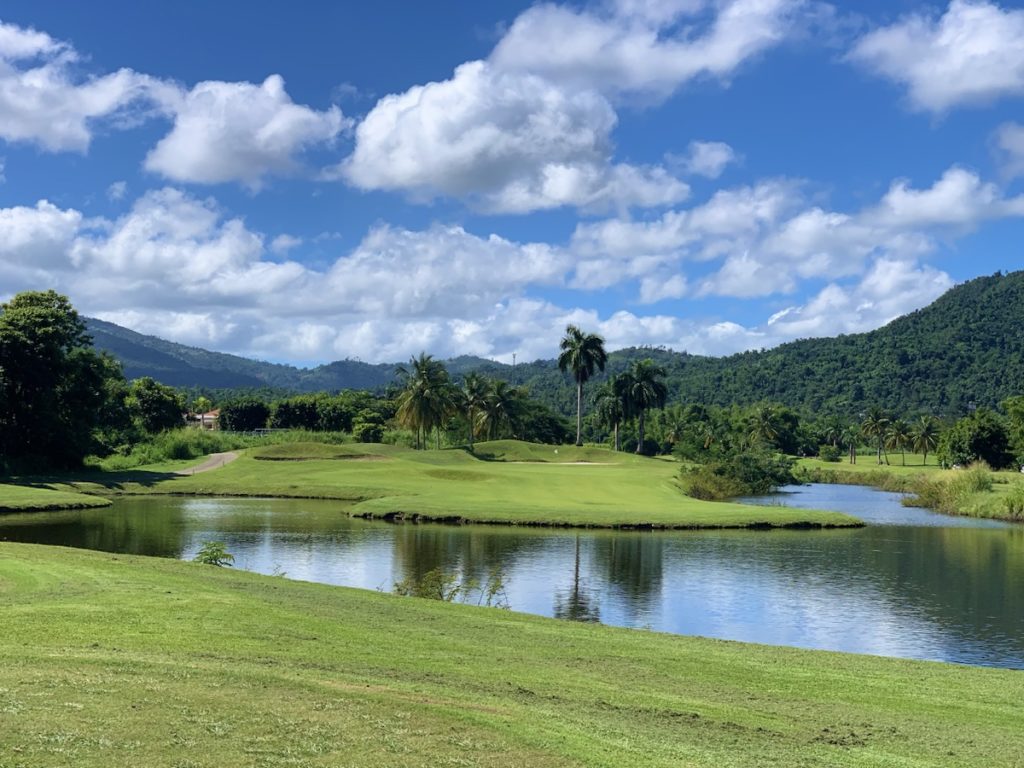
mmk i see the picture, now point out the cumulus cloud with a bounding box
[670,140,738,178]
[341,61,686,213]
[0,20,175,152]
[849,0,1024,112]
[491,0,811,100]
[145,75,347,188]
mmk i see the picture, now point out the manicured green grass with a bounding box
[0,483,111,513]
[1,543,1021,768]
[71,441,859,529]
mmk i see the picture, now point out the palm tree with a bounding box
[910,415,940,466]
[460,373,489,451]
[594,377,625,451]
[861,407,891,465]
[885,419,911,466]
[841,425,859,464]
[617,359,668,455]
[395,353,456,449]
[558,325,608,447]
[477,380,526,441]
[748,403,781,448]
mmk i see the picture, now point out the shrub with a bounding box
[194,541,234,567]
[906,463,994,514]
[818,444,842,462]
[1001,484,1024,521]
[681,451,796,500]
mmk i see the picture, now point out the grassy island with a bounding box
[11,440,864,529]
[1,543,1021,767]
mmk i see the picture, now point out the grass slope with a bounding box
[85,441,859,529]
[1,543,1021,767]
[0,483,111,514]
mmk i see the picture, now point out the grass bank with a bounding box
[1,543,1021,767]
[52,440,861,529]
[0,483,111,514]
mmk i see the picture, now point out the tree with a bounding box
[885,418,911,466]
[936,409,1011,469]
[909,416,940,466]
[558,325,608,447]
[219,397,270,432]
[127,377,185,433]
[861,407,891,465]
[395,353,456,449]
[477,380,526,441]
[0,290,126,468]
[747,403,782,448]
[193,395,213,428]
[841,425,860,464]
[594,377,625,451]
[617,359,668,455]
[461,372,489,451]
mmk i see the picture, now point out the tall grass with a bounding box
[904,463,994,515]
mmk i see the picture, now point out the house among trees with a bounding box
[187,409,220,430]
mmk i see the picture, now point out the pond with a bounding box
[2,484,1022,668]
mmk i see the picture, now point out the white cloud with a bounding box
[995,122,1024,178]
[269,234,302,254]
[107,180,127,200]
[342,60,687,213]
[0,20,174,152]
[491,0,811,100]
[849,0,1024,112]
[670,140,738,178]
[145,75,347,189]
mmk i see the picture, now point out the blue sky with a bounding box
[1,0,1023,365]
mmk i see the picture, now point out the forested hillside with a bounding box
[88,270,1024,417]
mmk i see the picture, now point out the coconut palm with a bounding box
[861,407,891,465]
[476,380,526,441]
[617,359,668,454]
[748,403,782,448]
[395,353,456,449]
[558,325,608,447]
[910,415,940,466]
[841,424,860,464]
[885,418,911,466]
[460,372,489,451]
[594,377,625,451]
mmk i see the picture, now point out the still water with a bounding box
[2,484,1022,668]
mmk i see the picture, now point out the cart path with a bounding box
[175,451,240,475]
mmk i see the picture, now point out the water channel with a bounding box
[2,484,1021,668]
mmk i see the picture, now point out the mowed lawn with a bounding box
[112,441,860,528]
[1,543,1021,768]
[0,483,111,513]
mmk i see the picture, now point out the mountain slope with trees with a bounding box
[86,270,1024,417]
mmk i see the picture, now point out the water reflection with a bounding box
[1,486,1021,668]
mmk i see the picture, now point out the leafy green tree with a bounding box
[909,416,940,466]
[558,325,608,447]
[126,377,185,433]
[936,409,1011,469]
[194,541,234,567]
[219,397,270,432]
[0,290,126,469]
[617,359,668,455]
[747,403,782,448]
[396,353,456,449]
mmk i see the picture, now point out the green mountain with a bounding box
[87,270,1024,417]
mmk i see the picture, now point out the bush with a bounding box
[1001,484,1024,521]
[907,463,994,514]
[818,444,842,462]
[681,451,796,500]
[194,541,234,567]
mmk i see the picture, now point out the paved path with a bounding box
[175,451,240,476]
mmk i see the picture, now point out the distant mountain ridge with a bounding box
[87,270,1024,416]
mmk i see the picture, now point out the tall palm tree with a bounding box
[558,325,608,447]
[910,415,940,466]
[861,407,891,465]
[617,359,668,455]
[841,425,859,464]
[460,373,489,451]
[395,353,456,449]
[594,377,625,451]
[885,419,911,466]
